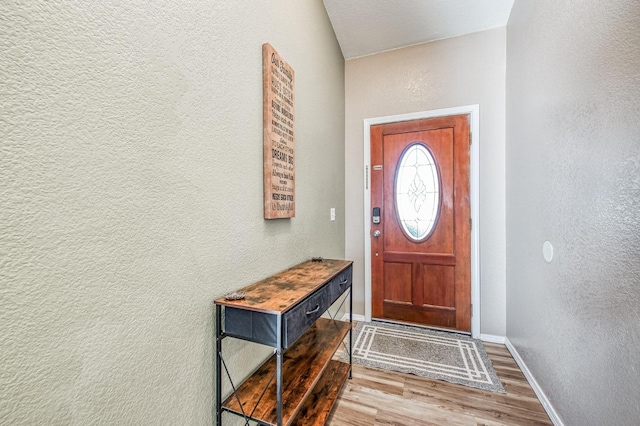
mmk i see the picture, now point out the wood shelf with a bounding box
[290,360,351,426]
[222,318,351,426]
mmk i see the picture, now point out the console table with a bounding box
[214,259,353,426]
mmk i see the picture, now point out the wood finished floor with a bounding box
[327,343,552,426]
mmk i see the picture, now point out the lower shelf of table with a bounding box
[222,318,351,426]
[289,359,350,426]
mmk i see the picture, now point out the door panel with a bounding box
[421,264,455,308]
[383,262,412,304]
[371,114,471,332]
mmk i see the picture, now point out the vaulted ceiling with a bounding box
[323,0,514,59]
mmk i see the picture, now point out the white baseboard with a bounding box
[504,337,564,426]
[340,313,366,322]
[480,334,506,344]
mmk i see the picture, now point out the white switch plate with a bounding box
[330,208,336,221]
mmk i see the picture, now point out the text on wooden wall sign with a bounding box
[263,43,295,219]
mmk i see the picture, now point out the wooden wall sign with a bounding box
[263,43,295,219]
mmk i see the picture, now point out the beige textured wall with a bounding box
[0,1,344,424]
[506,1,640,424]
[345,28,507,335]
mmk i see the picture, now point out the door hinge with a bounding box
[469,218,472,230]
[365,165,368,190]
[469,131,472,145]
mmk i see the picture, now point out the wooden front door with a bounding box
[371,114,471,332]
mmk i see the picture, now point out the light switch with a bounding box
[330,208,336,221]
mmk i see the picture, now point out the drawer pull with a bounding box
[339,279,348,285]
[306,305,320,315]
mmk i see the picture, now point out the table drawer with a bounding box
[328,267,352,305]
[224,307,278,347]
[284,287,329,348]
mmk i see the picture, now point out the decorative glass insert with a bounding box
[395,143,440,241]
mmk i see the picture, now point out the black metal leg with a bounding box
[215,305,222,426]
[349,286,353,379]
[276,313,283,426]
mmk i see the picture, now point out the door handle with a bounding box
[373,230,381,237]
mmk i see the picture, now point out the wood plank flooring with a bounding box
[328,342,552,426]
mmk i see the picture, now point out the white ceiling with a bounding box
[323,0,515,59]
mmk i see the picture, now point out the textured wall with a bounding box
[345,28,507,335]
[0,1,345,424]
[506,1,640,424]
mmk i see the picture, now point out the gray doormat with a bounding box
[343,321,505,393]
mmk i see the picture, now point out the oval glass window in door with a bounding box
[395,143,440,241]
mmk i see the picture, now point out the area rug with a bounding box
[343,321,505,393]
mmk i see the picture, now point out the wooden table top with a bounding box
[214,259,352,314]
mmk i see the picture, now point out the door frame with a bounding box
[363,105,480,338]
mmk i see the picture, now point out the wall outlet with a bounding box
[330,208,336,221]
